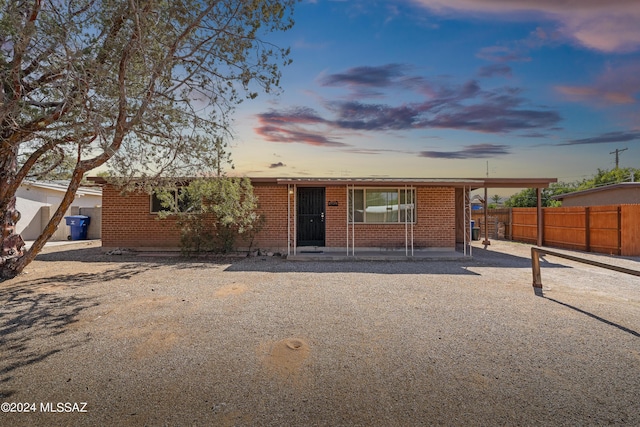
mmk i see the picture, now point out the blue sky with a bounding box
[231,0,640,183]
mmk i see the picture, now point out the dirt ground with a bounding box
[1,240,639,426]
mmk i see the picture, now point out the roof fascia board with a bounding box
[88,176,557,189]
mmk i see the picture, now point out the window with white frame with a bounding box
[348,188,416,223]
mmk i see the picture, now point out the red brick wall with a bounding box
[325,186,455,248]
[250,184,290,251]
[101,185,182,248]
[101,183,456,250]
[101,183,291,250]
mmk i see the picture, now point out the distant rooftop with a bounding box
[551,182,640,200]
[22,179,102,196]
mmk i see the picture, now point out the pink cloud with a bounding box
[409,0,640,52]
[255,108,348,147]
[556,62,640,105]
[556,86,634,105]
[254,65,561,146]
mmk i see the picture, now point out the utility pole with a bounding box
[609,147,628,169]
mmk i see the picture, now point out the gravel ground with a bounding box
[1,240,639,426]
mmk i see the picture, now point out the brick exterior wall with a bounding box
[324,186,455,249]
[101,183,456,251]
[251,184,291,252]
[101,186,182,248]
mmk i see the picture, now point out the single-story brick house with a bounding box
[91,177,556,256]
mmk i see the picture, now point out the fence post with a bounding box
[585,207,590,252]
[509,208,513,241]
[536,189,543,247]
[617,206,622,256]
[531,247,542,288]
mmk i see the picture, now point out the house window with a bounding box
[150,190,188,213]
[349,188,416,223]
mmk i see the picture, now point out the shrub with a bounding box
[157,177,261,254]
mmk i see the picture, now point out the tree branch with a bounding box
[16,165,86,271]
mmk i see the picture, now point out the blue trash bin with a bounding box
[65,215,90,240]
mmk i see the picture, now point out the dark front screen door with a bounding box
[297,187,325,246]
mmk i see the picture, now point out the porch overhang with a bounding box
[276,177,557,257]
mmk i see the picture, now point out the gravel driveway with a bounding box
[1,240,639,426]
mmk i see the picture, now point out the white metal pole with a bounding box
[346,185,349,256]
[351,184,355,256]
[405,186,408,256]
[463,186,467,256]
[411,187,414,256]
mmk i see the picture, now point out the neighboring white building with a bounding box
[16,180,102,241]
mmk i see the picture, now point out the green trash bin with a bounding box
[472,227,481,241]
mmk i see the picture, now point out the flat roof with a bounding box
[89,176,557,189]
[275,177,483,187]
[22,179,102,196]
[275,177,556,189]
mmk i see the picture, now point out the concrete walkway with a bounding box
[24,239,101,249]
[287,248,467,261]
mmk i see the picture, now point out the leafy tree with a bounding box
[504,167,639,208]
[504,184,568,208]
[1,0,297,278]
[577,167,639,190]
[487,194,502,208]
[504,188,536,208]
[157,177,261,255]
[19,149,77,180]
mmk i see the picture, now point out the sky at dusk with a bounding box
[230,0,640,184]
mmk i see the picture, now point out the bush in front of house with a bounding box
[157,177,261,255]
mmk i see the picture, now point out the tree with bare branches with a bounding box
[0,0,297,278]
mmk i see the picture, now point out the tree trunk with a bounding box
[0,141,91,279]
[0,144,26,279]
[11,167,87,275]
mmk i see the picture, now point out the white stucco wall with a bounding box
[16,183,102,241]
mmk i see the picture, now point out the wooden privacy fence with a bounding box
[512,204,640,256]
